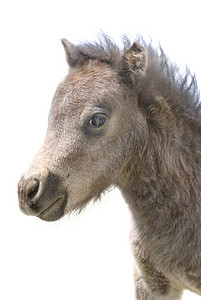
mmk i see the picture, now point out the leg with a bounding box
[133,262,183,300]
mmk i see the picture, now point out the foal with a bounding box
[18,36,201,299]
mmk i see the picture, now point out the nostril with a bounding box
[26,179,40,200]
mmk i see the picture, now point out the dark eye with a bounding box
[88,114,108,128]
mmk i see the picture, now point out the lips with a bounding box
[38,196,67,222]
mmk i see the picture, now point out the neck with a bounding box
[117,95,201,226]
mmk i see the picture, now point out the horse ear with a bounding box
[61,39,87,68]
[120,42,148,84]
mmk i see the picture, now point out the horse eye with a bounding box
[88,114,108,128]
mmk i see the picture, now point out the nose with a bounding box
[18,171,67,220]
[26,179,40,200]
[18,176,43,216]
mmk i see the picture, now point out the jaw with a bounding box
[63,183,110,216]
[35,189,98,221]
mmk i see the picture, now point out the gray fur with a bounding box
[18,35,201,299]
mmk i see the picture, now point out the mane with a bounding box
[141,42,201,123]
[78,34,122,65]
[78,35,201,123]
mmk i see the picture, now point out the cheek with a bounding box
[57,118,129,184]
[85,135,127,175]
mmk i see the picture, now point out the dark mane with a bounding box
[142,42,201,122]
[78,35,201,123]
[77,35,122,65]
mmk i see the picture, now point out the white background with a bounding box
[1,0,201,299]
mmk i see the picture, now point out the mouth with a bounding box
[38,196,67,222]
